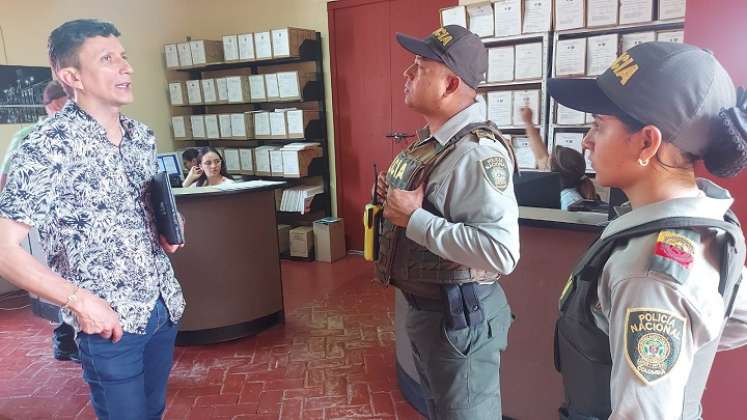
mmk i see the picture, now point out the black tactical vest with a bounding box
[374,121,516,298]
[555,214,746,420]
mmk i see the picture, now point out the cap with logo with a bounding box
[396,25,488,89]
[548,42,736,157]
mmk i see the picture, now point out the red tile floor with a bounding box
[0,255,425,419]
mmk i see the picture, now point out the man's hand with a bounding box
[383,184,424,227]
[520,107,534,126]
[159,234,183,254]
[70,289,124,342]
[374,171,388,203]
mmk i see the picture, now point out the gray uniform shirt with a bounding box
[405,97,520,276]
[591,179,747,419]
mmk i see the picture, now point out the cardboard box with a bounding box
[466,3,494,38]
[189,40,223,66]
[164,44,180,69]
[264,74,280,101]
[554,0,585,31]
[514,42,543,80]
[168,82,186,106]
[226,76,251,103]
[512,90,540,126]
[555,38,586,76]
[216,77,229,102]
[556,103,587,125]
[186,80,203,105]
[275,71,316,101]
[254,146,281,176]
[201,79,219,104]
[658,0,686,20]
[286,109,320,139]
[440,5,467,27]
[190,115,206,139]
[171,116,192,140]
[222,35,239,62]
[254,31,273,60]
[619,0,653,25]
[313,218,346,263]
[239,148,255,174]
[223,148,241,172]
[493,0,522,37]
[219,114,233,138]
[487,90,513,126]
[270,150,285,176]
[512,136,536,169]
[272,28,317,58]
[230,112,255,140]
[277,224,292,254]
[586,34,619,76]
[522,0,552,34]
[586,0,618,27]
[253,112,272,139]
[248,74,267,102]
[204,114,220,139]
[289,226,314,258]
[237,33,256,61]
[657,30,684,43]
[269,111,289,139]
[622,31,656,52]
[282,144,323,178]
[177,42,193,67]
[487,46,515,82]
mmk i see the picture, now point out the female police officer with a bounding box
[548,42,747,419]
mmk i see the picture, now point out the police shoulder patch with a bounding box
[649,229,700,284]
[480,156,510,192]
[624,307,686,385]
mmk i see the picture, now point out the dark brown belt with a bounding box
[403,282,496,312]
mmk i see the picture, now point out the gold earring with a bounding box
[638,158,649,167]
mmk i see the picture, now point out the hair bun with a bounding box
[704,103,747,177]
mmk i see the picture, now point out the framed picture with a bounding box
[0,65,53,124]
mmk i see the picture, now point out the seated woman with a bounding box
[182,147,235,187]
[521,108,599,209]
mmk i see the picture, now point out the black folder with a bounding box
[151,171,184,245]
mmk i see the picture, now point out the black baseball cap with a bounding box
[549,42,736,156]
[396,25,488,89]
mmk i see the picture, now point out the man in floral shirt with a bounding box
[0,19,185,419]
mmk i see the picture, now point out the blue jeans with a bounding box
[76,298,178,420]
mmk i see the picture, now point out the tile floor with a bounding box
[0,255,425,419]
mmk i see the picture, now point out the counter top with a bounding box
[519,206,608,232]
[173,180,286,198]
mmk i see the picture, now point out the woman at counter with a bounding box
[182,147,235,188]
[521,108,599,210]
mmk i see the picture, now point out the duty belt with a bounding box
[404,282,496,331]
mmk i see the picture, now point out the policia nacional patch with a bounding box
[624,308,686,385]
[480,156,510,192]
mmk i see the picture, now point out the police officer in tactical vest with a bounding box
[375,25,520,420]
[549,42,747,419]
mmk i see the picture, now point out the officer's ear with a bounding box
[636,125,663,164]
[443,73,460,97]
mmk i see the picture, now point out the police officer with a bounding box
[375,25,520,419]
[549,42,747,419]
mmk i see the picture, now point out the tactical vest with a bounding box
[555,214,746,420]
[374,121,517,299]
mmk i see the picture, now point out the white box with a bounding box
[249,74,267,102]
[522,0,552,33]
[512,137,536,169]
[171,116,191,139]
[487,46,515,82]
[619,0,653,25]
[555,0,585,31]
[271,28,291,57]
[512,90,540,126]
[265,74,280,101]
[189,40,222,65]
[467,3,494,38]
[168,82,186,106]
[239,149,254,173]
[270,111,288,138]
[222,35,239,61]
[282,145,323,178]
[185,80,203,105]
[586,34,619,76]
[657,30,684,43]
[254,146,281,175]
[190,115,206,139]
[440,6,467,27]
[164,44,180,68]
[555,38,587,76]
[514,42,543,80]
[201,79,218,104]
[204,114,220,139]
[554,131,584,153]
[556,103,587,125]
[254,31,273,59]
[253,112,272,138]
[223,148,241,172]
[177,42,193,67]
[285,109,317,138]
[622,31,656,51]
[219,114,233,138]
[587,0,619,27]
[659,0,686,20]
[487,91,513,126]
[493,0,522,37]
[226,76,250,103]
[216,77,229,102]
[277,71,301,100]
[270,150,285,176]
[230,113,253,139]
[238,33,256,61]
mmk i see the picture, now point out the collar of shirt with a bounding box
[429,96,486,146]
[601,178,734,239]
[61,101,135,142]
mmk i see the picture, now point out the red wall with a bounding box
[684,0,747,416]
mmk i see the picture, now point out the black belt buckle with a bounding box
[441,284,469,330]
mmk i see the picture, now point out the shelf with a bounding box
[479,79,544,88]
[169,40,321,72]
[481,32,548,44]
[556,18,684,38]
